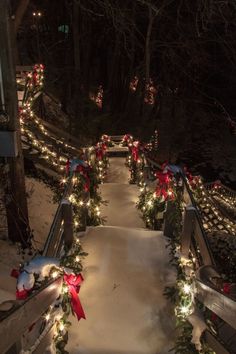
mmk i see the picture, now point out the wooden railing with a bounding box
[205,181,236,199]
[0,174,83,353]
[145,158,236,354]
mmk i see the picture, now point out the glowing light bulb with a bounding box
[62,286,68,294]
[183,284,191,294]
[52,271,59,279]
[180,306,189,314]
[59,323,65,331]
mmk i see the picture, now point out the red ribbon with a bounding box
[213,180,221,189]
[76,165,90,192]
[64,274,86,321]
[101,142,107,151]
[11,268,20,278]
[223,283,231,295]
[155,187,168,200]
[155,171,171,186]
[16,289,29,300]
[95,147,104,160]
[132,146,139,162]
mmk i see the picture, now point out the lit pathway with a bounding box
[68,157,175,354]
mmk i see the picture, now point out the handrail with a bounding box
[0,277,63,354]
[33,112,82,151]
[142,155,236,353]
[180,172,215,266]
[43,176,74,256]
[0,176,76,353]
[205,181,236,198]
[144,156,215,266]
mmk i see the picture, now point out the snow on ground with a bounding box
[105,157,130,183]
[68,157,176,354]
[26,177,57,250]
[0,177,57,303]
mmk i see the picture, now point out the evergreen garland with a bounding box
[164,187,216,354]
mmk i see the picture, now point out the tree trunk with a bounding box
[13,0,30,64]
[145,5,155,84]
[72,0,83,132]
[0,0,29,246]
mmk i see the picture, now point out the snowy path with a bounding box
[68,158,175,354]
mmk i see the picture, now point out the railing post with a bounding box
[163,201,175,237]
[181,206,196,257]
[62,199,73,248]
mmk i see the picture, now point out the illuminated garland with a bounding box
[129,76,157,105]
[19,64,79,172]
[125,140,145,185]
[137,168,175,229]
[14,65,112,352]
[18,64,108,229]
[206,182,236,219]
[187,176,236,236]
[164,187,215,354]
[13,238,87,354]
[94,142,109,183]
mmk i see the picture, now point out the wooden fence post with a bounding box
[163,201,175,237]
[181,206,196,257]
[61,199,73,248]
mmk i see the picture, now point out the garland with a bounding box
[12,238,87,354]
[12,65,111,352]
[136,168,175,229]
[164,179,215,354]
[125,140,145,185]
[187,175,236,236]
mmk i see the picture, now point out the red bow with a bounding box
[155,187,168,200]
[64,274,86,321]
[76,165,90,192]
[101,142,107,151]
[11,268,20,278]
[156,171,171,186]
[223,283,231,295]
[16,289,29,300]
[213,181,221,189]
[96,147,104,160]
[132,146,139,162]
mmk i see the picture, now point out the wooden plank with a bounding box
[0,277,63,354]
[32,323,57,354]
[163,201,176,238]
[181,206,196,256]
[62,200,73,248]
[204,330,230,354]
[43,211,63,257]
[195,279,236,330]
[35,116,81,150]
[194,221,213,265]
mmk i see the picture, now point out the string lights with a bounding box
[14,65,112,353]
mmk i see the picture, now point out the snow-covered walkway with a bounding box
[68,157,175,354]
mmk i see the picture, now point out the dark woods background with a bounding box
[13,0,236,185]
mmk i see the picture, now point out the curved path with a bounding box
[68,157,175,354]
